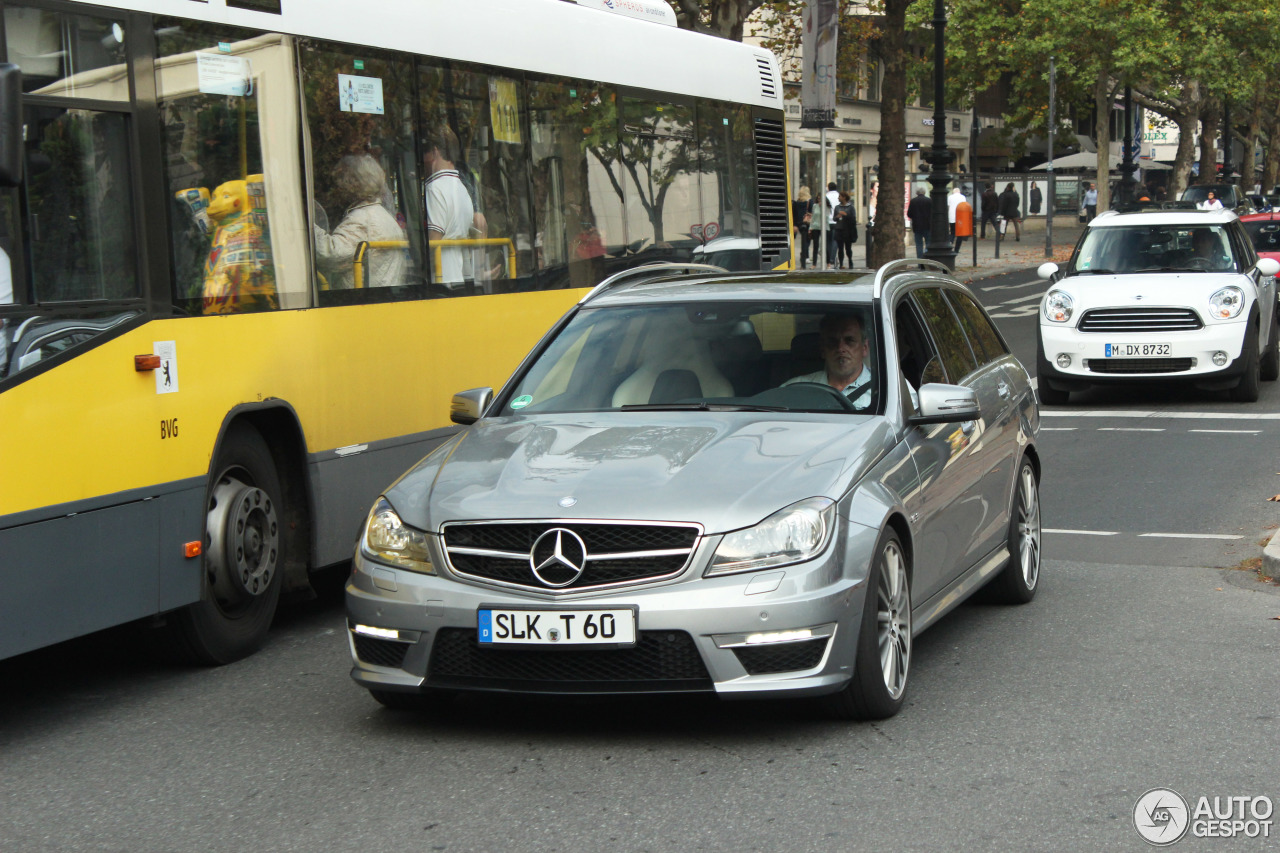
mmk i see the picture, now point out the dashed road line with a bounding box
[1041,410,1280,420]
[1187,429,1260,434]
[1138,533,1244,540]
[1039,427,1077,431]
[1097,427,1165,432]
[1044,528,1118,536]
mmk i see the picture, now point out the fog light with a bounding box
[353,624,401,640]
[1055,353,1072,368]
[1212,351,1228,366]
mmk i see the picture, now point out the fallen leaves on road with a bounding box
[1270,495,1280,502]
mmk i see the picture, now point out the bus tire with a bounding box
[169,423,285,665]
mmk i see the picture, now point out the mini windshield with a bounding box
[498,301,883,416]
[1070,224,1240,274]
[1243,220,1280,254]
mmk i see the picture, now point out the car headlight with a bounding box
[1208,286,1245,319]
[1043,290,1074,323]
[706,497,836,576]
[361,497,435,574]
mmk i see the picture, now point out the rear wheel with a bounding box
[164,423,284,664]
[1230,324,1261,402]
[988,460,1041,604]
[1260,312,1279,382]
[822,530,911,720]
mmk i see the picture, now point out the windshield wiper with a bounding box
[1071,269,1117,275]
[619,402,791,412]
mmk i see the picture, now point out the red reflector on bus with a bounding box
[135,354,162,371]
[184,541,203,558]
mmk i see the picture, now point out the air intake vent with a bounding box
[754,117,789,268]
[756,55,777,99]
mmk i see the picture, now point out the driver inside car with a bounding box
[1188,228,1233,271]
[784,312,873,407]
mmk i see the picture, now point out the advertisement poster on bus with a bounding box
[337,74,384,115]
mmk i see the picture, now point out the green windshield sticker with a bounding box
[511,395,533,410]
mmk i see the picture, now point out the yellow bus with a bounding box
[0,0,789,663]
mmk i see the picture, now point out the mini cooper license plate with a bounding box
[1105,343,1171,357]
[478,607,637,647]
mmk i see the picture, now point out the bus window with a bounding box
[155,21,304,314]
[4,6,129,101]
[620,96,699,266]
[419,63,534,295]
[299,42,417,305]
[695,102,760,271]
[527,78,623,290]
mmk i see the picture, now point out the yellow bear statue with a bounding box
[202,179,276,314]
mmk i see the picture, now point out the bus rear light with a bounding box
[135,354,161,371]
[184,541,203,558]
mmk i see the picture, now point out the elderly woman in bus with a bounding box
[314,153,408,289]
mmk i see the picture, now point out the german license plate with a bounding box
[478,607,637,647]
[1105,343,1170,357]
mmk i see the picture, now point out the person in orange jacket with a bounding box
[953,191,974,255]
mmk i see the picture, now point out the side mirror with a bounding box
[1037,262,1059,281]
[449,387,493,425]
[0,64,21,187]
[908,383,981,425]
[1255,257,1280,277]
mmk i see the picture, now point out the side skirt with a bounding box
[910,545,1009,637]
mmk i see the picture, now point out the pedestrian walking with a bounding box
[794,186,815,268]
[947,185,964,240]
[953,192,973,255]
[825,181,840,265]
[907,186,931,258]
[999,182,1022,241]
[833,191,858,269]
[980,183,1000,238]
[807,194,822,267]
[1029,183,1042,216]
[1083,183,1098,222]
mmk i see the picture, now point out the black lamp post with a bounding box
[1117,85,1139,206]
[923,0,957,270]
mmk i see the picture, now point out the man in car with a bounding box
[784,313,873,407]
[1189,228,1232,270]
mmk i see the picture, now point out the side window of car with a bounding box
[947,291,1008,366]
[1232,222,1258,268]
[912,288,978,382]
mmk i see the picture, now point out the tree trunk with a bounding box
[1243,98,1262,192]
[870,0,908,267]
[671,0,767,41]
[1263,96,1280,193]
[1094,77,1112,213]
[1197,101,1219,185]
[1171,110,1198,198]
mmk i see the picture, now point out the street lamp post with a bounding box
[1117,84,1139,205]
[923,0,957,270]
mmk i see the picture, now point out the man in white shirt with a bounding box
[947,185,964,240]
[785,312,873,408]
[422,131,475,288]
[825,182,840,266]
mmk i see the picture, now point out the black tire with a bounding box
[370,689,455,712]
[1035,336,1071,406]
[1260,311,1279,382]
[1230,323,1261,402]
[822,530,911,721]
[987,459,1041,604]
[163,423,285,664]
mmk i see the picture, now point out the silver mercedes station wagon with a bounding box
[346,260,1042,719]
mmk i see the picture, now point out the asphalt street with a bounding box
[2,265,1279,853]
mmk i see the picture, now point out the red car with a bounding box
[1240,212,1280,264]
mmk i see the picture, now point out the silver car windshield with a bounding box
[1070,224,1240,275]
[499,301,883,416]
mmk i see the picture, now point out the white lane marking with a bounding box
[1095,425,1167,432]
[1138,533,1244,540]
[1041,410,1280,420]
[1039,427,1077,431]
[994,293,1044,307]
[980,280,1042,291]
[1043,528,1118,536]
[988,305,1041,319]
[1187,429,1260,434]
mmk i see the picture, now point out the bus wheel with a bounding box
[171,423,285,665]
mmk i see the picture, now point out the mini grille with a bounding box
[427,628,712,693]
[353,634,410,669]
[756,55,777,98]
[1088,358,1195,374]
[754,118,789,269]
[733,638,829,675]
[442,522,699,591]
[1078,308,1203,333]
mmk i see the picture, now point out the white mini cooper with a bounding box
[1036,209,1280,404]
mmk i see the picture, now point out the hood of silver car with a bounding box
[386,413,895,534]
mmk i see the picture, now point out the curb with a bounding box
[1264,533,1280,582]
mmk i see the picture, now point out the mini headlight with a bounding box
[362,497,435,574]
[1043,290,1074,323]
[1208,286,1245,319]
[707,497,836,576]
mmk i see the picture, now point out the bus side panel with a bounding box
[0,489,199,658]
[309,428,458,568]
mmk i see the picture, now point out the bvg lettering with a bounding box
[160,417,179,439]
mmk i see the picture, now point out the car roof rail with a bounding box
[871,258,951,299]
[578,262,729,305]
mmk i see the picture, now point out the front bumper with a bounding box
[1038,318,1248,389]
[345,524,879,700]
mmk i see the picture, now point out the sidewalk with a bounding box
[801,215,1086,283]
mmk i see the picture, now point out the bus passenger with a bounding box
[422,129,475,289]
[313,154,407,289]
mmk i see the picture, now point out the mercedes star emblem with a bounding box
[529,528,588,588]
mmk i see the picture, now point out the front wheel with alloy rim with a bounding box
[988,459,1041,604]
[1230,324,1261,402]
[822,530,911,720]
[1260,312,1279,382]
[161,423,285,664]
